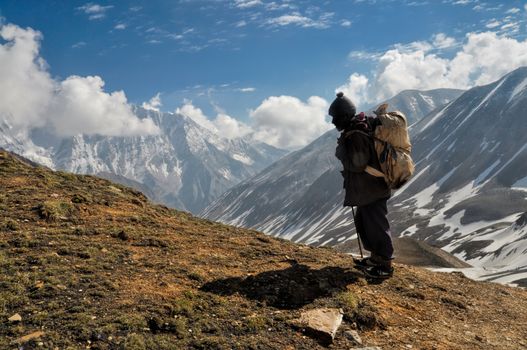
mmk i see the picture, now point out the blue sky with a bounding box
[1,0,527,149]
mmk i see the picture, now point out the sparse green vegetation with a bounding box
[121,333,147,350]
[1,149,527,349]
[172,295,196,317]
[350,302,384,331]
[244,315,268,332]
[37,200,75,221]
[71,193,89,204]
[337,290,360,312]
[2,218,19,231]
[116,313,149,331]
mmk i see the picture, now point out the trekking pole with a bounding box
[351,206,364,259]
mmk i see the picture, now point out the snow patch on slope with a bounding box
[508,76,527,103]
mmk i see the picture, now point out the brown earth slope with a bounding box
[0,149,526,350]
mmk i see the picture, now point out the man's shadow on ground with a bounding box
[200,263,364,310]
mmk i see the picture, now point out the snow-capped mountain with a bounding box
[389,66,527,285]
[0,121,54,168]
[0,107,287,213]
[367,88,464,126]
[434,211,527,286]
[204,67,527,286]
[202,88,463,241]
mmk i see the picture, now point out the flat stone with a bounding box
[12,331,45,344]
[8,313,22,322]
[295,308,343,342]
[345,329,363,345]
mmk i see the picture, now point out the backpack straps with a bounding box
[344,129,370,138]
[365,165,385,178]
[343,130,386,179]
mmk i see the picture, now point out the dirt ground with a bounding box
[1,150,527,350]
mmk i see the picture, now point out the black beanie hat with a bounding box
[328,92,356,119]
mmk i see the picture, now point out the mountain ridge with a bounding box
[202,88,464,243]
[388,66,527,285]
[0,106,287,214]
[201,69,527,286]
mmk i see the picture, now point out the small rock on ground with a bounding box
[294,308,343,341]
[345,329,363,345]
[8,314,22,322]
[12,331,45,344]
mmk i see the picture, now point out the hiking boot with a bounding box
[363,265,394,280]
[353,257,381,270]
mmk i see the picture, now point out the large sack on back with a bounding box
[371,105,414,190]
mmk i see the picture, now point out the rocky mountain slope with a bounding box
[202,89,463,243]
[203,67,527,287]
[0,107,286,214]
[1,149,527,349]
[389,66,527,285]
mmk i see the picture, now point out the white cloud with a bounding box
[142,93,162,111]
[336,73,369,108]
[176,101,252,139]
[501,22,520,33]
[394,40,433,53]
[486,19,501,28]
[348,50,383,60]
[239,87,256,92]
[250,96,331,149]
[505,7,520,14]
[267,14,312,27]
[176,97,331,150]
[0,24,54,130]
[72,41,87,49]
[208,38,228,44]
[266,13,331,29]
[341,20,352,27]
[214,113,252,139]
[339,31,527,107]
[407,1,429,6]
[48,76,159,137]
[234,0,262,8]
[235,20,247,27]
[266,2,297,11]
[0,23,159,137]
[176,101,216,131]
[432,33,457,49]
[114,23,127,30]
[77,3,113,20]
[168,33,184,40]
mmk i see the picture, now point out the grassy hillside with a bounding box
[1,149,526,349]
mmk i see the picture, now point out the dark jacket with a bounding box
[335,117,391,206]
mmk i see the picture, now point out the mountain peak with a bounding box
[504,65,527,78]
[0,105,287,214]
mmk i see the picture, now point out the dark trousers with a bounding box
[354,198,393,262]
